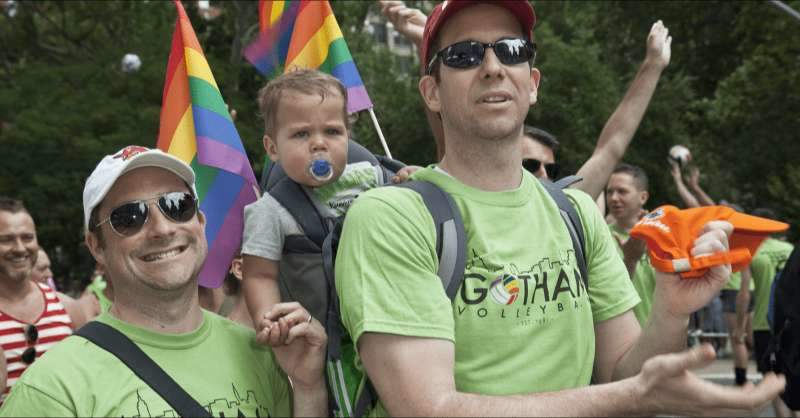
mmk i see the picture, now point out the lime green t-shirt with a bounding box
[751,238,794,330]
[0,311,291,417]
[335,167,639,416]
[87,275,112,313]
[723,271,754,291]
[608,224,657,326]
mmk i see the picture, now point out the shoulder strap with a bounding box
[539,178,589,289]
[553,174,583,189]
[75,322,211,418]
[270,176,328,250]
[323,180,467,417]
[395,181,467,300]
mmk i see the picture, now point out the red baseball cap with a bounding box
[630,205,789,279]
[421,0,536,74]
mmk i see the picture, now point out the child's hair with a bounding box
[257,69,349,138]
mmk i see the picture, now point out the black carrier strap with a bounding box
[322,180,467,417]
[540,177,589,288]
[395,181,468,299]
[270,177,328,250]
[75,322,211,418]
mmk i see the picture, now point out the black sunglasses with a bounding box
[523,158,559,180]
[94,191,197,237]
[427,37,536,75]
[21,324,38,365]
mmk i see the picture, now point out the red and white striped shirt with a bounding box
[0,282,73,403]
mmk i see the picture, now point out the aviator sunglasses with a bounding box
[21,324,38,365]
[427,37,536,75]
[523,158,559,180]
[94,191,197,237]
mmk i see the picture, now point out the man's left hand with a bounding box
[653,221,733,318]
[258,302,327,389]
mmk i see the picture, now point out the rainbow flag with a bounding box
[157,0,258,288]
[244,0,373,114]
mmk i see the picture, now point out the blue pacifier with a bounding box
[309,159,333,182]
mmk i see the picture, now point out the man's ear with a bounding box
[419,75,442,113]
[640,190,650,206]
[85,231,106,267]
[263,134,279,162]
[197,210,207,228]
[529,68,541,105]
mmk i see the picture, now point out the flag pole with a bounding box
[368,108,393,159]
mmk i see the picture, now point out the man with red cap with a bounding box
[334,1,785,416]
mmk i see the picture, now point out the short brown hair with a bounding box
[0,197,28,215]
[613,163,649,192]
[523,125,559,153]
[257,69,348,138]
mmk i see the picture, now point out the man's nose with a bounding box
[145,202,178,237]
[480,46,505,79]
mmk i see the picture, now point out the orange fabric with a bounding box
[630,205,789,279]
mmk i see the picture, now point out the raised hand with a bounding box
[636,344,785,416]
[668,158,682,180]
[653,221,733,317]
[646,20,672,70]
[378,1,427,48]
[257,302,327,389]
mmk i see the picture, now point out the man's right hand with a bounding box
[635,344,785,416]
[645,20,671,70]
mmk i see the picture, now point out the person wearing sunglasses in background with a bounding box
[0,146,328,417]
[521,125,560,179]
[333,1,784,416]
[0,197,85,406]
[380,1,671,204]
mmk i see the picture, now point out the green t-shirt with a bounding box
[87,275,112,313]
[723,271,754,291]
[0,310,291,417]
[608,224,657,326]
[751,238,794,330]
[335,167,639,416]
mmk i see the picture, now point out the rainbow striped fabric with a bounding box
[157,0,258,288]
[244,0,373,114]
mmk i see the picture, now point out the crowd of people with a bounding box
[0,1,796,417]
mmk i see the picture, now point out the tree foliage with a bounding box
[1,0,798,290]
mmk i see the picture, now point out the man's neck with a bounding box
[110,285,203,334]
[613,216,639,233]
[0,277,34,304]
[438,131,522,191]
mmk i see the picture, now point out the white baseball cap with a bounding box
[83,145,197,231]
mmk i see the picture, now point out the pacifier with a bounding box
[309,159,334,182]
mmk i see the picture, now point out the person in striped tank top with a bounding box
[0,197,86,404]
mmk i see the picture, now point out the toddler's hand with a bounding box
[392,165,422,183]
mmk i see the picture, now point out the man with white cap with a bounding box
[334,1,785,416]
[0,145,327,417]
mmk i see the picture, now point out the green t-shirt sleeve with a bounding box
[565,189,640,323]
[335,188,454,346]
[261,348,292,417]
[0,381,74,417]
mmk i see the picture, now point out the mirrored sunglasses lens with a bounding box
[110,202,148,236]
[443,41,484,68]
[159,192,196,223]
[496,39,533,65]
